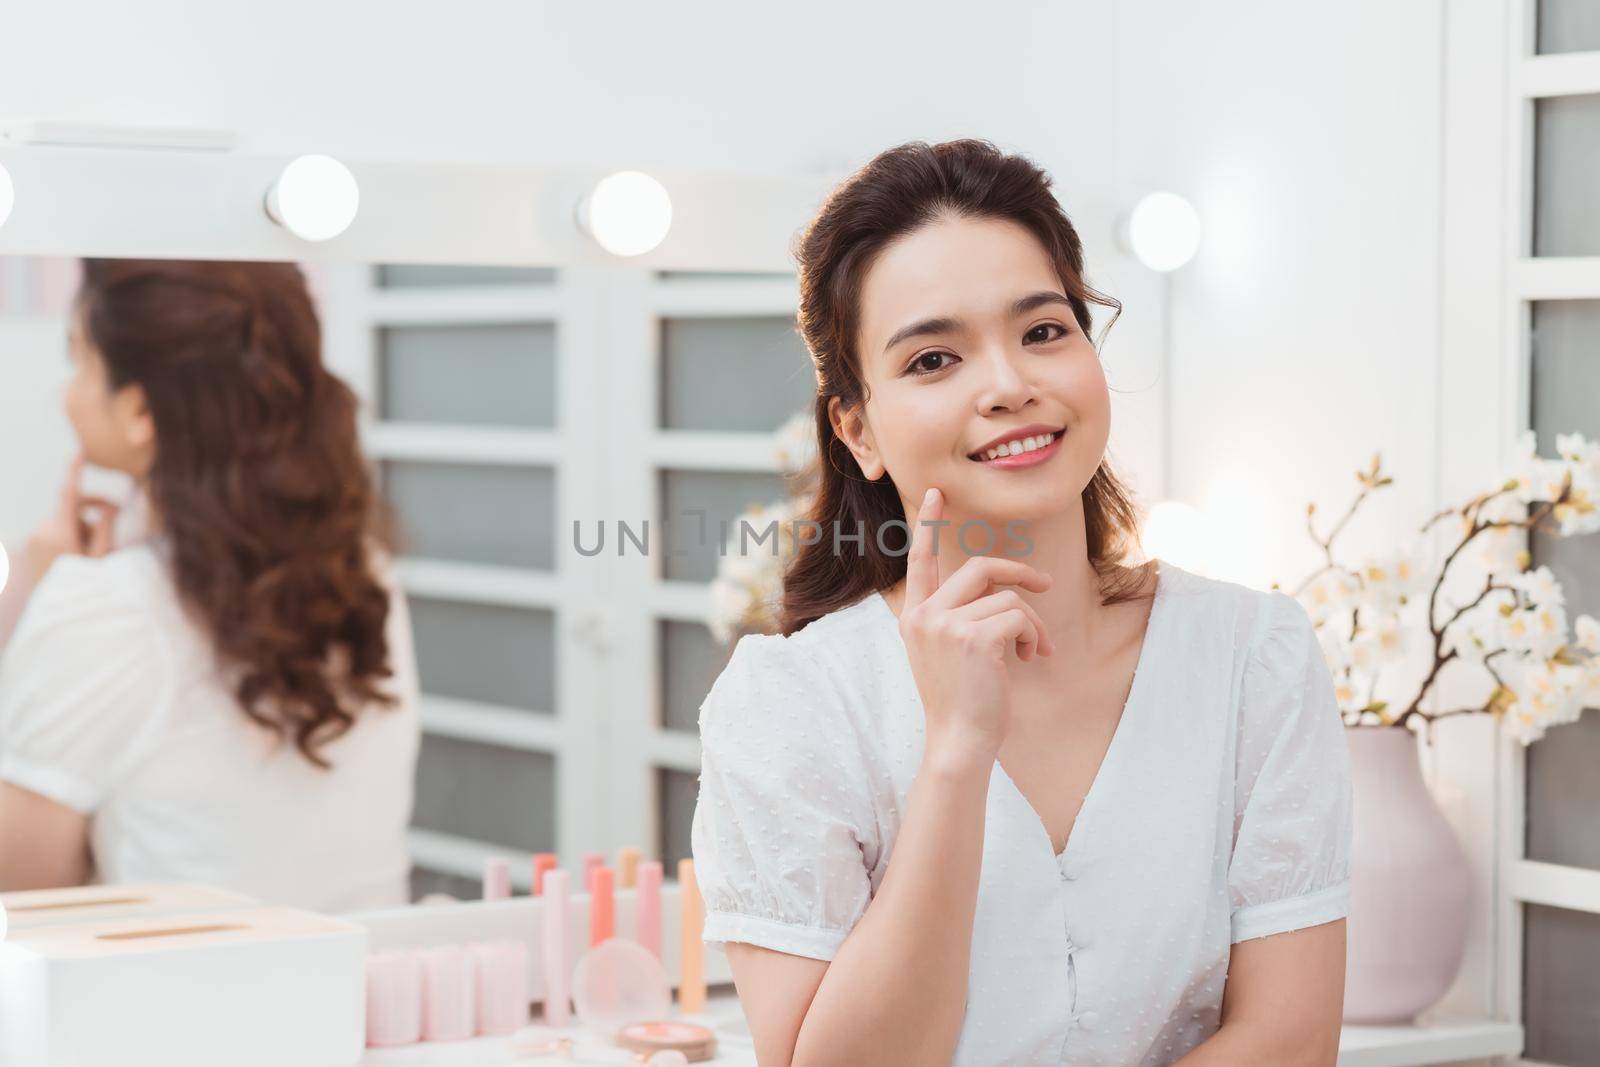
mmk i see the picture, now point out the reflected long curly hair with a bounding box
[78,259,397,769]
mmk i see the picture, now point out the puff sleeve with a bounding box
[690,632,879,961]
[1227,591,1354,943]
[0,555,173,813]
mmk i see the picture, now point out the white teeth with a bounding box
[981,432,1057,461]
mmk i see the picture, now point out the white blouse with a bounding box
[690,559,1353,1066]
[0,541,421,914]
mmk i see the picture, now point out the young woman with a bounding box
[690,141,1352,1066]
[0,259,420,913]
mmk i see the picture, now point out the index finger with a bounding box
[56,454,85,514]
[903,487,942,610]
[925,555,1052,612]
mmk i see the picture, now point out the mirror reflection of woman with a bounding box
[690,142,1352,1066]
[0,260,419,913]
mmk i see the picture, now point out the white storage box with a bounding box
[0,906,367,1067]
[0,882,259,933]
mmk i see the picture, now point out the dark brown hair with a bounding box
[780,139,1146,634]
[78,259,397,768]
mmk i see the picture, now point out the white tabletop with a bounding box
[359,992,756,1066]
[358,1001,1521,1067]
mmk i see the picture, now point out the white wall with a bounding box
[1111,0,1447,587]
[3,2,1115,178]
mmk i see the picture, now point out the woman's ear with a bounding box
[111,384,156,471]
[827,396,886,480]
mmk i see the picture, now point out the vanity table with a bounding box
[350,1001,1523,1067]
[356,990,756,1066]
[353,1017,1523,1067]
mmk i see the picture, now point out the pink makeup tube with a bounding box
[531,852,558,896]
[590,866,615,947]
[365,950,423,1047]
[636,860,663,960]
[617,846,642,889]
[483,856,512,901]
[470,939,530,1036]
[542,869,572,1026]
[420,944,476,1042]
[582,852,605,893]
[678,859,705,1013]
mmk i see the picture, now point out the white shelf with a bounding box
[1337,1019,1524,1067]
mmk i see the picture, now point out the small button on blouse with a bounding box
[691,560,1353,1066]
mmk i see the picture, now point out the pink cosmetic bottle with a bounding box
[590,866,615,947]
[420,944,475,1042]
[678,859,705,1013]
[636,861,663,960]
[531,853,558,896]
[542,869,572,1026]
[482,856,512,901]
[617,847,641,889]
[364,949,423,1047]
[471,939,530,1036]
[582,852,605,893]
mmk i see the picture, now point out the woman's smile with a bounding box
[968,428,1065,468]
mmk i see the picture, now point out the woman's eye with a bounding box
[908,350,956,375]
[1025,323,1070,344]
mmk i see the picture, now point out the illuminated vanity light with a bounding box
[0,162,14,231]
[1123,191,1201,273]
[578,170,673,257]
[264,154,360,242]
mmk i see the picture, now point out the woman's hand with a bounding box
[898,487,1054,769]
[25,456,120,584]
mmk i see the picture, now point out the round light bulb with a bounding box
[1140,499,1214,576]
[579,171,673,257]
[265,154,360,242]
[0,162,14,230]
[1125,192,1201,272]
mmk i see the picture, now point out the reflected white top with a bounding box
[0,541,420,913]
[691,560,1353,1066]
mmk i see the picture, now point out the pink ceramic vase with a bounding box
[1343,725,1472,1024]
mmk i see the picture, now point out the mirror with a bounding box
[0,253,822,913]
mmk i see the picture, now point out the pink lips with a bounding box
[974,430,1064,470]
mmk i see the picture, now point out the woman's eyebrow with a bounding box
[1011,291,1072,316]
[882,315,962,355]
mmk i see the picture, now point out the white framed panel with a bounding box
[0,145,828,273]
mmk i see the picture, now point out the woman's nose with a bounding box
[975,348,1033,412]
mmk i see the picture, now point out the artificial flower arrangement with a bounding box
[1287,433,1600,744]
[707,413,816,644]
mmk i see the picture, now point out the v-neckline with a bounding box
[881,559,1169,863]
[1035,558,1168,860]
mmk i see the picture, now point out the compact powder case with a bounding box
[615,1020,718,1062]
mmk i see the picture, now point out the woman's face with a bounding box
[832,214,1111,529]
[64,311,155,477]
